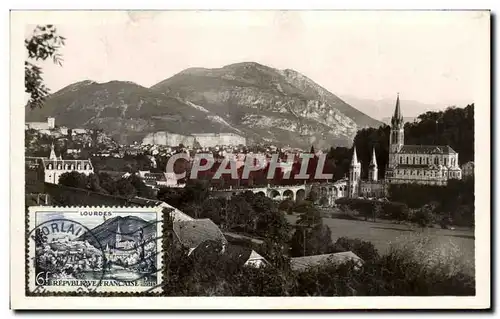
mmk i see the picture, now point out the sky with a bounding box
[24,11,489,107]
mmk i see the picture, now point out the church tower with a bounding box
[368,148,378,182]
[115,224,122,246]
[49,143,57,161]
[389,93,404,168]
[347,146,361,198]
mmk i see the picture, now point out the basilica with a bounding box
[347,94,462,198]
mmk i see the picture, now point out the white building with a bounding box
[385,94,462,185]
[42,144,94,184]
[25,117,55,130]
[347,94,462,198]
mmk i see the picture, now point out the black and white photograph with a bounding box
[10,10,490,310]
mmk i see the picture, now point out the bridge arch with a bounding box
[295,189,306,202]
[282,189,294,201]
[268,189,281,200]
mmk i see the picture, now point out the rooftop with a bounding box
[290,251,363,272]
[173,218,228,250]
[399,145,457,155]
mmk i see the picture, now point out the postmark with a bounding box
[27,206,163,294]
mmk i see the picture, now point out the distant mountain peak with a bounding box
[30,62,382,148]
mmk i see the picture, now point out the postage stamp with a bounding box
[26,206,163,294]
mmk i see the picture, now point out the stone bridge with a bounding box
[213,184,307,202]
[212,178,349,205]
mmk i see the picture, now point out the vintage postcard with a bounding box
[11,10,490,309]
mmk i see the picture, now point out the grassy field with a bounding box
[285,215,475,274]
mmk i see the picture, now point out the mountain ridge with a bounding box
[26,62,383,148]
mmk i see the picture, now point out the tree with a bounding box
[129,174,155,198]
[278,199,295,215]
[289,224,334,257]
[333,237,379,262]
[412,204,435,229]
[183,180,209,204]
[295,201,321,227]
[25,25,65,109]
[58,171,88,189]
[98,172,119,195]
[87,173,105,193]
[115,178,137,197]
[373,203,383,222]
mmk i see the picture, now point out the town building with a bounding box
[25,117,55,131]
[347,94,462,198]
[42,144,94,184]
[104,224,142,261]
[347,146,387,198]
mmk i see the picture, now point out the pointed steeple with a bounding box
[49,143,57,160]
[370,148,378,167]
[392,93,403,126]
[350,146,359,166]
[116,224,122,244]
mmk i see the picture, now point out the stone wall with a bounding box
[142,132,195,147]
[192,133,246,147]
[142,132,246,148]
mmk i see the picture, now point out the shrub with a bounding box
[333,237,379,262]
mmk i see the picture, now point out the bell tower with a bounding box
[368,148,378,182]
[389,93,404,168]
[347,146,361,198]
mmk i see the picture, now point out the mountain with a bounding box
[76,216,156,250]
[26,62,382,148]
[339,95,458,121]
[26,80,237,145]
[151,62,381,148]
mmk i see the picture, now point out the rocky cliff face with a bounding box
[27,62,382,149]
[151,62,381,148]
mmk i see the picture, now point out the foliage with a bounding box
[163,232,474,296]
[25,25,65,109]
[410,204,436,228]
[57,171,154,199]
[389,178,474,226]
[295,201,322,227]
[289,224,334,257]
[58,171,89,189]
[335,197,408,221]
[278,199,295,215]
[332,237,379,262]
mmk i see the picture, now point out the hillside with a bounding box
[76,215,156,249]
[27,62,382,148]
[152,62,382,148]
[26,80,236,145]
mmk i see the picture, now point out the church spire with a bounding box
[350,146,359,166]
[116,224,122,244]
[370,148,378,167]
[49,143,57,160]
[392,93,403,125]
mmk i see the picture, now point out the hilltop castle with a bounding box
[347,94,462,198]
